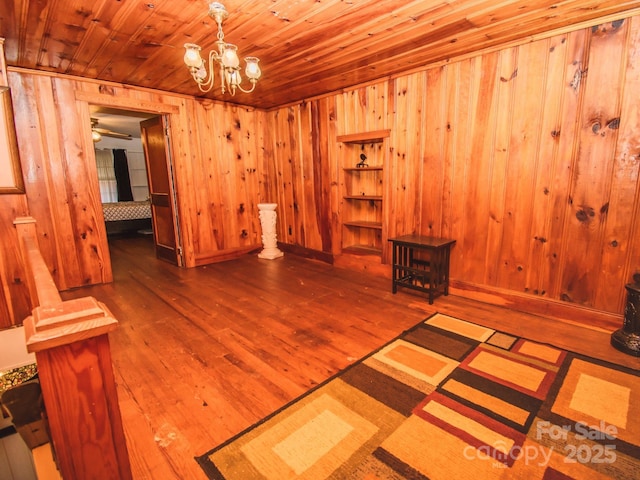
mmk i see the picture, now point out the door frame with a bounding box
[76,91,184,275]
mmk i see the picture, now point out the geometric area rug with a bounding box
[196,313,640,479]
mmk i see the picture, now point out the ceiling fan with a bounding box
[91,118,132,142]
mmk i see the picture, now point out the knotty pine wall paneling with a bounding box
[615,20,640,305]
[335,83,389,135]
[420,66,449,243]
[265,103,326,254]
[0,159,28,323]
[463,53,502,287]
[187,100,263,265]
[536,30,587,304]
[169,96,197,268]
[266,107,298,249]
[299,100,325,253]
[0,46,30,327]
[394,18,640,326]
[256,108,277,220]
[311,97,338,256]
[521,35,571,301]
[186,97,218,258]
[490,46,524,292]
[238,105,262,250]
[9,73,111,294]
[388,73,427,250]
[0,193,29,327]
[289,101,315,251]
[561,21,629,310]
[439,59,475,284]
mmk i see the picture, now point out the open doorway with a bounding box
[90,106,155,237]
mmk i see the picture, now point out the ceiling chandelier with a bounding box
[183,2,261,95]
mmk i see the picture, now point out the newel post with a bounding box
[24,298,132,480]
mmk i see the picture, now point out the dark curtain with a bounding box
[113,149,133,202]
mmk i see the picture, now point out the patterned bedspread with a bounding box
[102,200,151,222]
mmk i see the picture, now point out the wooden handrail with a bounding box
[13,216,132,480]
[13,217,61,308]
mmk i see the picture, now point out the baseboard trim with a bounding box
[195,244,262,266]
[450,280,623,332]
[277,243,334,264]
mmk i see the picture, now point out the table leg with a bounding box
[443,247,450,296]
[391,243,398,293]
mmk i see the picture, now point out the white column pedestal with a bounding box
[258,203,284,260]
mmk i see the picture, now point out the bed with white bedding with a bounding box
[102,200,152,235]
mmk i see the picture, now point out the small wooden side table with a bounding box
[389,235,456,304]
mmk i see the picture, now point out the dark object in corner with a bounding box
[1,380,50,449]
[611,279,640,356]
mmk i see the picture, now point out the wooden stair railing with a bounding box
[14,217,132,480]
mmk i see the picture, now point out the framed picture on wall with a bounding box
[0,86,24,194]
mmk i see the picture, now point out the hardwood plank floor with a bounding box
[62,235,639,480]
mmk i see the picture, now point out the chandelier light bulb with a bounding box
[221,44,240,69]
[244,57,261,80]
[226,69,241,88]
[196,64,207,80]
[183,43,203,68]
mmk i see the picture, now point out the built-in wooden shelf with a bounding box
[343,221,383,230]
[343,166,383,172]
[336,130,390,144]
[343,195,382,201]
[342,244,383,256]
[339,130,388,257]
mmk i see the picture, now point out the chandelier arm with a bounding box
[195,50,220,93]
[197,82,213,93]
[235,81,257,94]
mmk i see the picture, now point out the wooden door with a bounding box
[140,116,182,266]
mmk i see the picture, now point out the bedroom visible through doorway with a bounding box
[90,106,156,238]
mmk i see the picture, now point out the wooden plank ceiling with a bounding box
[2,0,640,109]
